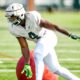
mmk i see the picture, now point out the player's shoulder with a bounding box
[26,11,41,18]
[26,11,40,15]
[26,11,42,25]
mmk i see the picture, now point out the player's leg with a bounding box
[34,43,45,80]
[34,30,80,80]
[34,30,57,80]
[44,47,80,80]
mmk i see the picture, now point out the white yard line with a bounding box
[71,70,80,73]
[0,43,18,46]
[0,58,19,61]
[0,42,80,46]
[58,43,80,48]
[0,50,20,53]
[0,69,15,72]
[57,50,80,53]
[0,49,80,54]
[0,58,80,61]
[0,69,80,73]
[59,58,80,61]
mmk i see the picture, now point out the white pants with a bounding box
[34,30,80,80]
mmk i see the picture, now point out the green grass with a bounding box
[0,72,17,80]
[0,10,80,80]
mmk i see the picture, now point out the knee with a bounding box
[34,52,43,62]
[54,66,63,74]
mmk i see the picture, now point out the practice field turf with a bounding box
[0,10,80,80]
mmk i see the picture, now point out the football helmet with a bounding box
[5,3,26,25]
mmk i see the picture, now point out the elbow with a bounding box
[54,25,59,31]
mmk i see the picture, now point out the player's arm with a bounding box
[16,37,32,78]
[40,19,70,36]
[17,37,30,64]
[39,19,79,40]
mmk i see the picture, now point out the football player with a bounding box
[5,3,80,80]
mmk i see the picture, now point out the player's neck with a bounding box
[20,19,26,28]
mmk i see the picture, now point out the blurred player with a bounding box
[27,0,35,11]
[5,3,80,80]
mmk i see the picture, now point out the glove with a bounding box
[69,34,80,40]
[21,64,32,79]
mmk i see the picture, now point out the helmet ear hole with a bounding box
[20,14,25,20]
[21,14,23,16]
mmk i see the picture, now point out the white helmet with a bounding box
[5,3,26,25]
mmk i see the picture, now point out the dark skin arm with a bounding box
[16,37,30,64]
[40,19,70,37]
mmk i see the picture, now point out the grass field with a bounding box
[0,10,80,80]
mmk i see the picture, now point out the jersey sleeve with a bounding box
[28,11,42,25]
[9,24,27,37]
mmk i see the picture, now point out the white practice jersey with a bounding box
[9,11,52,42]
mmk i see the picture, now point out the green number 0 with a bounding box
[28,32,40,39]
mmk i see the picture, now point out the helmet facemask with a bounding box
[6,14,24,25]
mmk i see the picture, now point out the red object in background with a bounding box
[16,51,58,80]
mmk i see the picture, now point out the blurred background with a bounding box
[0,0,80,11]
[0,0,80,80]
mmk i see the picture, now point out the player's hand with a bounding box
[21,64,32,79]
[69,34,80,40]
